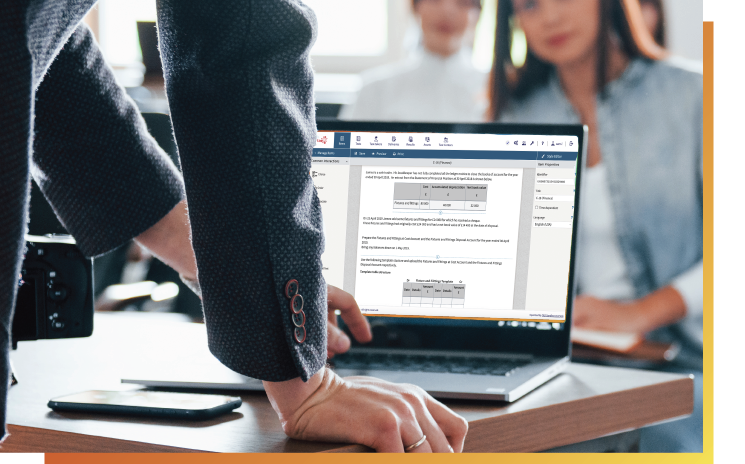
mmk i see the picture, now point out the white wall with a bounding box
[664,0,704,61]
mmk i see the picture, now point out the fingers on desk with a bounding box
[349,378,465,453]
[423,393,469,453]
[409,396,452,453]
[367,399,431,453]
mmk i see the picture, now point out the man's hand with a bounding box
[264,286,466,452]
[326,285,372,358]
[264,367,468,453]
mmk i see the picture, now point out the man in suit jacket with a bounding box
[0,0,467,452]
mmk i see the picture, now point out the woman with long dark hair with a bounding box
[489,0,702,451]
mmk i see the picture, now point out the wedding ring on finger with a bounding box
[404,434,427,452]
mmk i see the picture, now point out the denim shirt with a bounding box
[500,58,704,300]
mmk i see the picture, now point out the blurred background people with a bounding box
[39,0,702,360]
[40,0,702,353]
[488,0,702,452]
[339,0,488,122]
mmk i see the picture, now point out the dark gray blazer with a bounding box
[0,0,326,439]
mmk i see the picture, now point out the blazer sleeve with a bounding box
[32,25,185,257]
[156,0,327,381]
[0,1,38,442]
[1,10,182,442]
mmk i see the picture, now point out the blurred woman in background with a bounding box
[489,0,702,452]
[340,0,487,122]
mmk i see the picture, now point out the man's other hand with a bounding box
[326,285,372,358]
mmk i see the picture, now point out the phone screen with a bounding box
[51,390,240,411]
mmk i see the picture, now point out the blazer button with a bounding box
[290,294,304,314]
[285,279,299,299]
[292,310,306,328]
[294,326,307,344]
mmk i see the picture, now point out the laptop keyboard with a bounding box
[331,352,527,377]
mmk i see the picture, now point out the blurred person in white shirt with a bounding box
[340,0,487,122]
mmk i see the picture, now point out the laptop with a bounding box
[123,121,587,402]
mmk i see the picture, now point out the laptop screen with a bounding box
[313,124,581,329]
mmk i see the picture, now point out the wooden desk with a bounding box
[3,313,693,453]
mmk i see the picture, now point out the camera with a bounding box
[12,235,94,349]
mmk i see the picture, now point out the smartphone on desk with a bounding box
[48,390,242,420]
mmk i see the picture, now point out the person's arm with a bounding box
[573,285,687,334]
[155,0,468,451]
[158,0,324,382]
[31,25,185,258]
[2,20,184,444]
[134,205,372,355]
[573,261,702,334]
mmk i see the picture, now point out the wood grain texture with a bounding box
[4,313,693,453]
[1,425,199,453]
[463,379,693,452]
